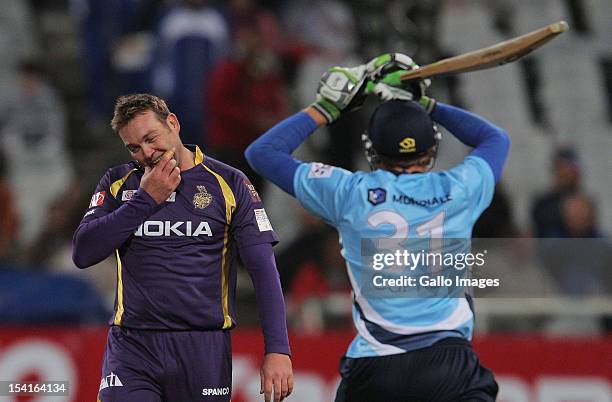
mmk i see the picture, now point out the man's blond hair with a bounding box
[111,94,171,133]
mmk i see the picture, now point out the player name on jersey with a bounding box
[392,193,452,207]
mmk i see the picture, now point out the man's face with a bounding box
[118,110,181,168]
[554,158,580,190]
[562,195,594,236]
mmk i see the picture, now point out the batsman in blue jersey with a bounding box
[246,54,510,401]
[73,94,293,402]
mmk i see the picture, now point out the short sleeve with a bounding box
[293,162,353,225]
[230,174,279,247]
[447,156,495,223]
[81,169,121,224]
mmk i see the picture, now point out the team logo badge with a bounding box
[193,186,212,209]
[399,137,416,153]
[368,188,387,206]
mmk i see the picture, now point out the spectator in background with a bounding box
[539,192,611,295]
[111,0,171,96]
[207,9,289,191]
[222,0,311,80]
[530,149,611,296]
[561,192,600,238]
[72,0,170,116]
[531,147,581,237]
[0,61,73,250]
[152,0,229,146]
[71,0,137,118]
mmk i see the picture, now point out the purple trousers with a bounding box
[97,326,232,401]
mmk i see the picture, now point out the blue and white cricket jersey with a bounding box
[293,156,495,358]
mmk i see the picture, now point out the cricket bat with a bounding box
[400,21,569,82]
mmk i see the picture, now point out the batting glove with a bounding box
[312,65,368,125]
[365,70,417,101]
[366,74,437,113]
[366,53,419,79]
[366,53,431,100]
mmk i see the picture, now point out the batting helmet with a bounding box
[362,100,441,170]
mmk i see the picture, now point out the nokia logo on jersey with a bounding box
[134,221,213,237]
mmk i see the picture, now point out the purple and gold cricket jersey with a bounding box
[74,146,278,331]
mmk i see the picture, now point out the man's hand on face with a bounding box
[140,148,181,204]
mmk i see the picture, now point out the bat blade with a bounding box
[400,21,569,81]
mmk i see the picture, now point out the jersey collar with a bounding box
[194,145,204,165]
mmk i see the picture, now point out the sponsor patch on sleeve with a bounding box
[254,208,273,232]
[122,190,175,202]
[243,179,261,202]
[89,191,106,208]
[121,190,136,201]
[308,162,334,179]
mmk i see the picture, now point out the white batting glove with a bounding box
[366,53,420,80]
[311,65,368,124]
[366,71,416,101]
[366,53,431,100]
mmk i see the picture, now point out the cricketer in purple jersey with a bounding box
[73,94,292,402]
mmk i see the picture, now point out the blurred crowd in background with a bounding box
[0,0,610,332]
